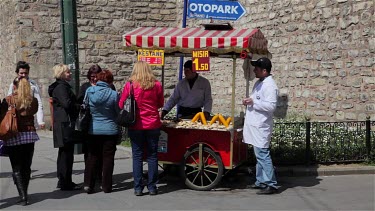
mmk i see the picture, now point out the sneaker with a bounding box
[134,190,143,196]
[246,183,267,189]
[149,190,158,196]
[256,186,278,195]
[60,183,82,191]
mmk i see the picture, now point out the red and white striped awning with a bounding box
[123,27,269,55]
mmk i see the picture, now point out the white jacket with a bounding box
[243,76,278,148]
[8,78,45,127]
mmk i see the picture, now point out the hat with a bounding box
[250,57,272,71]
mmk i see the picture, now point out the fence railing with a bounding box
[248,117,375,165]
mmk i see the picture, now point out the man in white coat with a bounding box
[242,57,278,194]
[8,61,45,129]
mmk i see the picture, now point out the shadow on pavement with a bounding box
[111,172,134,193]
[0,189,83,209]
[216,165,322,194]
[30,169,84,180]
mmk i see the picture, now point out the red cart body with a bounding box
[158,126,247,169]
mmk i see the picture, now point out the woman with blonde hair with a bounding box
[48,64,81,191]
[1,77,39,205]
[119,61,164,196]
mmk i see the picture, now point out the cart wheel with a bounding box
[181,146,223,191]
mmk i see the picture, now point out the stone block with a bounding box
[338,70,346,77]
[353,2,371,12]
[149,14,163,20]
[80,0,95,5]
[78,32,88,39]
[311,78,326,86]
[345,112,357,120]
[314,110,325,116]
[364,77,375,84]
[87,56,102,63]
[79,41,94,49]
[17,18,33,26]
[95,42,113,49]
[365,104,375,112]
[96,0,108,6]
[342,103,354,109]
[336,111,344,120]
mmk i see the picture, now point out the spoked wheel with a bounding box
[181,145,223,191]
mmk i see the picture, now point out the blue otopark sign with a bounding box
[187,0,246,21]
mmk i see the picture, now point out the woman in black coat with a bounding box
[48,64,81,191]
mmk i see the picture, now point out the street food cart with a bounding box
[123,26,271,190]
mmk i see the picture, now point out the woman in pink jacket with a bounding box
[119,61,164,196]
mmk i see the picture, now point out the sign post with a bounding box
[187,0,246,21]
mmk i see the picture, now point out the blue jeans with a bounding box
[128,129,160,192]
[253,146,277,188]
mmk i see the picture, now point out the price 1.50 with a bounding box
[193,58,209,71]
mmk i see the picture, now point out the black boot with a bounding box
[12,173,22,202]
[13,172,28,205]
[21,171,30,206]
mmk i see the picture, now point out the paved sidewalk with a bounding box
[37,130,375,177]
[0,131,374,210]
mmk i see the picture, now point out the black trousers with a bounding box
[8,143,35,177]
[178,106,202,119]
[83,139,102,186]
[57,142,75,188]
[85,135,117,192]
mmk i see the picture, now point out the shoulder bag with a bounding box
[76,93,91,132]
[0,96,18,140]
[117,82,137,127]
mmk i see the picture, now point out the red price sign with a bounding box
[192,50,210,72]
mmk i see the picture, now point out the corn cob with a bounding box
[191,112,201,122]
[209,114,219,125]
[218,114,229,127]
[226,117,232,125]
[199,112,207,125]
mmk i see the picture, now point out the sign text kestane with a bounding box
[138,49,164,66]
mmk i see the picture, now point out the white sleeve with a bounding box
[33,84,45,125]
[203,79,212,113]
[163,84,181,112]
[7,83,13,96]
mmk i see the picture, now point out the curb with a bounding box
[274,166,375,177]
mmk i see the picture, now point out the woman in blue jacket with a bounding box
[84,69,119,194]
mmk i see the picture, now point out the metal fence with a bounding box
[249,118,375,165]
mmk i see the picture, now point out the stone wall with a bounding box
[0,0,373,127]
[186,0,374,121]
[0,0,18,98]
[241,0,374,121]
[0,0,179,128]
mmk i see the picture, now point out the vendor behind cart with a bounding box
[161,60,212,120]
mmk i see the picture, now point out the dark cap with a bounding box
[251,57,272,72]
[184,60,193,69]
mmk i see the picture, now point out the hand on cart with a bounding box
[242,97,253,106]
[160,110,167,120]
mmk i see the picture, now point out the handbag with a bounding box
[0,96,18,141]
[117,82,137,127]
[76,93,91,132]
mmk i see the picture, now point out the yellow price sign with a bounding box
[192,50,210,72]
[137,49,164,66]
